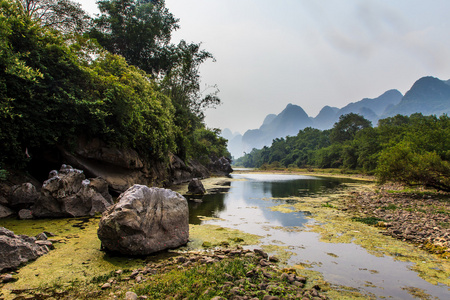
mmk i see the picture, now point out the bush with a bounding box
[376,141,450,192]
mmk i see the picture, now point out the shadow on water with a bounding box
[186,191,229,225]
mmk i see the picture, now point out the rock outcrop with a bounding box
[98,185,189,255]
[9,182,40,210]
[0,204,14,219]
[58,137,232,193]
[32,165,114,218]
[188,178,206,195]
[0,227,52,272]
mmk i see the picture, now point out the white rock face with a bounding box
[97,185,189,255]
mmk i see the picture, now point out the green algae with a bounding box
[186,224,262,250]
[0,216,262,299]
[261,244,296,263]
[268,182,450,289]
[0,217,148,293]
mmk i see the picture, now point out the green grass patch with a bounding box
[351,217,386,226]
[385,204,398,210]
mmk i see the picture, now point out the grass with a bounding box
[19,254,315,300]
[351,217,386,226]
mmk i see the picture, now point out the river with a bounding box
[187,173,450,299]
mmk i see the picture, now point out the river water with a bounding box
[187,173,450,299]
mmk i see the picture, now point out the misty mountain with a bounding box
[313,106,339,130]
[226,76,449,159]
[383,76,450,117]
[241,104,313,153]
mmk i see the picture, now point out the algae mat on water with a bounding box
[0,217,262,295]
[268,183,450,289]
[0,217,148,292]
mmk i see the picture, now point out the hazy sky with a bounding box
[76,0,450,134]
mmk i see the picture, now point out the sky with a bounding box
[76,0,450,134]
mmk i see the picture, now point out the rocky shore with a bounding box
[5,248,328,300]
[345,184,450,257]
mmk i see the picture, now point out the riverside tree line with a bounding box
[236,113,450,192]
[0,0,229,173]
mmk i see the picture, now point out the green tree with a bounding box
[91,0,178,76]
[330,113,372,144]
[377,141,450,191]
[0,0,178,167]
[17,0,91,33]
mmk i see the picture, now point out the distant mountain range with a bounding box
[224,76,450,158]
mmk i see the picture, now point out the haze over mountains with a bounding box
[223,76,450,158]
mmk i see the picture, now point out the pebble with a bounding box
[125,291,138,300]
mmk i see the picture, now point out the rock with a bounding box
[2,274,15,283]
[253,249,269,259]
[268,256,279,263]
[0,204,15,219]
[18,209,33,220]
[97,185,189,255]
[208,155,233,176]
[32,165,113,218]
[35,232,48,240]
[0,227,50,272]
[100,282,111,290]
[125,291,138,300]
[188,178,206,195]
[9,183,39,210]
[35,240,54,250]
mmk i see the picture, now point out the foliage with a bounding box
[330,113,372,143]
[189,128,229,162]
[17,0,91,33]
[0,0,229,171]
[133,256,304,299]
[91,0,178,76]
[376,141,450,192]
[91,0,224,162]
[0,165,7,180]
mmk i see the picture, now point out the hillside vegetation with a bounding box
[236,113,450,191]
[0,0,229,174]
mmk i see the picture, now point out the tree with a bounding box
[17,0,91,33]
[91,0,222,161]
[91,0,179,76]
[330,113,372,144]
[376,141,450,192]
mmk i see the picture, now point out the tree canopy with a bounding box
[236,113,450,191]
[0,0,229,170]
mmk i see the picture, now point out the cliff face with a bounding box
[25,137,232,194]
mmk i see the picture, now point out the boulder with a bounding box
[0,227,50,272]
[18,209,33,220]
[9,182,39,210]
[0,204,14,219]
[32,165,114,218]
[209,156,233,176]
[98,185,189,255]
[188,178,206,195]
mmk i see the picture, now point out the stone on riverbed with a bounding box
[97,185,189,256]
[32,165,114,218]
[0,227,52,273]
[188,178,206,195]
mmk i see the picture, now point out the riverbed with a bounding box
[1,173,449,299]
[187,173,450,299]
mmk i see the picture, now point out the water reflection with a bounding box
[186,173,449,299]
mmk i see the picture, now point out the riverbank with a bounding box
[1,172,449,299]
[344,183,450,258]
[1,248,328,299]
[231,168,375,181]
